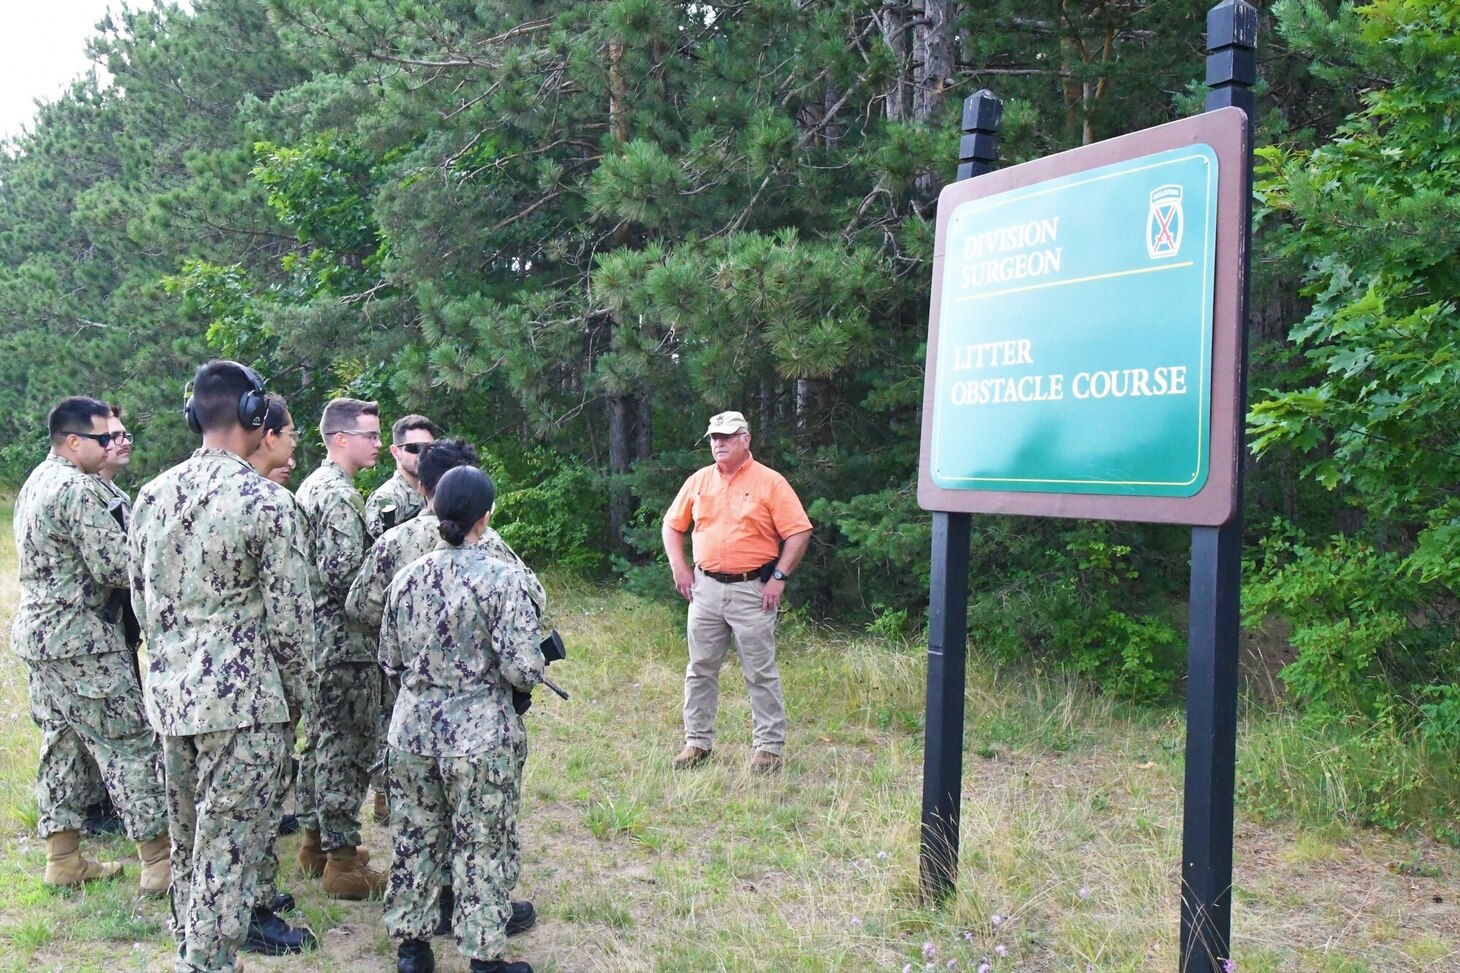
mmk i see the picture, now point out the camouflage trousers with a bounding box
[254,717,298,909]
[383,739,527,962]
[371,670,396,797]
[25,653,167,841]
[293,694,319,833]
[314,661,380,851]
[164,724,289,973]
[74,749,106,809]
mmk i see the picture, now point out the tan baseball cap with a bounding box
[705,411,749,435]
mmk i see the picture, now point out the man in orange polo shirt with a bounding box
[662,411,813,773]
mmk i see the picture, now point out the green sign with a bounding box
[929,145,1218,495]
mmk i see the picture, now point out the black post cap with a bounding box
[961,90,1003,133]
[1207,0,1259,51]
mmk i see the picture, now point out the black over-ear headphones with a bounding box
[184,361,269,435]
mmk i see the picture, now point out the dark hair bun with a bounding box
[438,519,469,545]
[432,466,495,546]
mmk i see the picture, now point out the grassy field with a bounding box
[0,500,1456,972]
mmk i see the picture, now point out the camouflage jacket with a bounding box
[296,459,373,666]
[10,454,130,661]
[129,448,313,735]
[364,471,425,540]
[95,477,132,530]
[379,544,544,757]
[346,512,547,638]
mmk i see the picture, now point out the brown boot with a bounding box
[749,750,783,774]
[672,745,712,769]
[322,846,385,900]
[296,828,326,877]
[44,829,123,886]
[137,832,171,897]
[372,789,388,825]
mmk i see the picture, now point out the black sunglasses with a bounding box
[65,431,117,448]
[398,442,429,455]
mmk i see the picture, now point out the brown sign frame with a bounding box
[917,107,1249,526]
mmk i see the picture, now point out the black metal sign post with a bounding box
[1183,4,1257,972]
[919,90,1002,904]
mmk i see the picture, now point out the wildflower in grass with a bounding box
[963,931,974,942]
[1223,962,1235,973]
[946,961,957,969]
[877,850,889,860]
[978,963,991,973]
[1078,886,1090,900]
[996,945,1007,957]
[991,914,1003,926]
[923,941,937,960]
[850,917,861,928]
[904,965,913,973]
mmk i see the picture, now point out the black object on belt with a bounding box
[700,567,759,584]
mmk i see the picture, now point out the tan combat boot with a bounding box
[295,828,326,877]
[44,829,123,886]
[322,846,386,900]
[372,789,388,825]
[137,832,171,897]
[296,828,369,878]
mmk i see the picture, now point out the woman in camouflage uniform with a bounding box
[379,466,544,973]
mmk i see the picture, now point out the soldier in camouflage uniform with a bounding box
[72,404,137,836]
[380,466,543,973]
[348,439,543,941]
[364,414,440,539]
[11,396,169,893]
[240,393,311,936]
[130,362,316,973]
[362,414,440,823]
[294,396,386,898]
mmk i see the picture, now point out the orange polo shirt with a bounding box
[664,456,812,574]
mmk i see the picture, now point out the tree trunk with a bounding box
[879,2,910,123]
[912,0,954,123]
[912,0,955,199]
[608,39,630,143]
[608,393,632,548]
[635,395,653,462]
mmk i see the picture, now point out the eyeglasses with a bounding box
[328,429,382,443]
[111,433,135,446]
[65,431,117,448]
[397,442,429,455]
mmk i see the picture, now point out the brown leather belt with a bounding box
[699,567,759,584]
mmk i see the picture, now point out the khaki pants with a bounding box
[683,570,786,754]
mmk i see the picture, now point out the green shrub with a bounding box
[0,436,45,492]
[969,531,1185,701]
[488,447,607,574]
[1243,525,1458,720]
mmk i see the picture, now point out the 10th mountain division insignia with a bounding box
[1147,184,1184,259]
